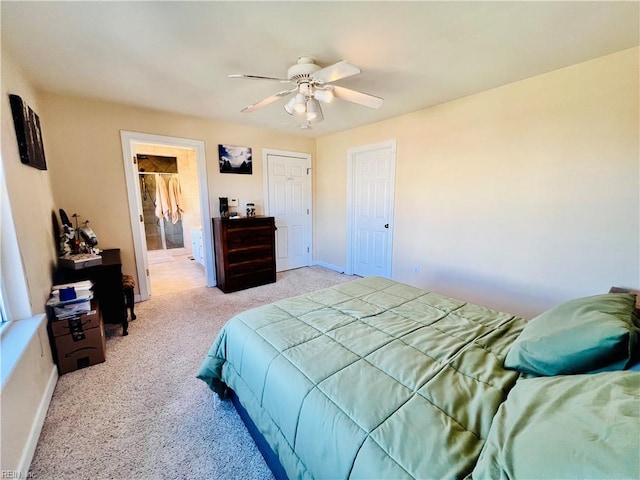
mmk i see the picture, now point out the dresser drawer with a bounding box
[226,226,273,247]
[227,258,273,276]
[227,245,273,264]
[223,269,276,293]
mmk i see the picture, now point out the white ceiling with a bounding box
[2,1,638,138]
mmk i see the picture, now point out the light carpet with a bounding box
[30,266,355,479]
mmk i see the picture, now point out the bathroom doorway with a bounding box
[135,147,206,296]
[138,154,184,252]
[121,131,214,302]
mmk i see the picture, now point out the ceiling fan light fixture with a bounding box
[313,88,334,104]
[284,97,297,115]
[306,98,318,120]
[307,99,323,123]
[293,93,306,114]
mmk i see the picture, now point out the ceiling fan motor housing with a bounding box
[287,57,322,83]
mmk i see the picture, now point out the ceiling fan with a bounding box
[229,56,384,126]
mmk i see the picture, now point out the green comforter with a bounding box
[198,277,526,478]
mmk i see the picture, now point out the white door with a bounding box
[264,150,312,272]
[348,140,396,278]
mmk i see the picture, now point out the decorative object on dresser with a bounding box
[212,216,276,293]
[245,203,256,217]
[219,197,229,218]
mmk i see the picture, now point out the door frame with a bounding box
[262,148,313,269]
[345,139,397,277]
[120,131,214,301]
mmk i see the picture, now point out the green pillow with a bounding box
[505,293,638,376]
[472,372,640,479]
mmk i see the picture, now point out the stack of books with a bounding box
[46,280,94,318]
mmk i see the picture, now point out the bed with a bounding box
[197,276,640,479]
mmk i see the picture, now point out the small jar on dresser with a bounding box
[212,216,276,293]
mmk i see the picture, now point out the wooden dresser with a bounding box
[212,216,276,293]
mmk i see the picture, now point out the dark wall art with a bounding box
[218,144,252,174]
[9,94,47,170]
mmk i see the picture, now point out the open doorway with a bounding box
[121,131,214,301]
[135,149,205,296]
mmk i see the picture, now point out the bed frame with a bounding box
[230,390,287,480]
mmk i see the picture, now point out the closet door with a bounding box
[265,151,312,272]
[348,140,396,278]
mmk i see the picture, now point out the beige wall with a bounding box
[1,48,57,474]
[38,93,315,287]
[1,50,58,312]
[316,48,639,318]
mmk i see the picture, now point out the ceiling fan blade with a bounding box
[332,85,384,109]
[240,89,296,113]
[229,74,291,83]
[314,60,361,83]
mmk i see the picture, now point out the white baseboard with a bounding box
[17,364,58,475]
[312,261,345,274]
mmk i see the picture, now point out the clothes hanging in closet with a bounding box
[168,175,184,224]
[154,173,170,221]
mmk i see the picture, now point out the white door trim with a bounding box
[120,131,214,301]
[346,139,397,277]
[262,148,313,268]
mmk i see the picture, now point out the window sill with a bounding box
[0,314,47,390]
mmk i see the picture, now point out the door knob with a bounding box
[384,224,389,229]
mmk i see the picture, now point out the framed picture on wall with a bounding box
[9,94,47,170]
[218,144,252,174]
